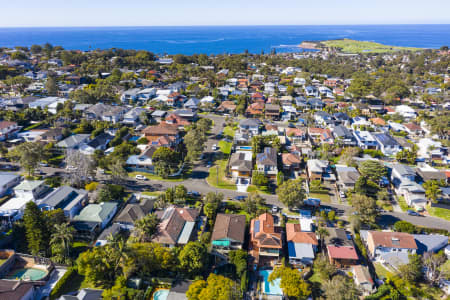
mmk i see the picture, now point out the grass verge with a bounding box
[309,192,331,203]
[397,196,409,212]
[128,171,186,182]
[206,159,236,190]
[427,205,450,221]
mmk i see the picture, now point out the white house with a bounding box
[395,105,417,119]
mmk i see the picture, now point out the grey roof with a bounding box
[413,234,448,254]
[392,164,416,177]
[152,110,167,117]
[256,147,277,166]
[87,133,113,148]
[59,288,103,300]
[97,223,122,241]
[230,152,252,172]
[381,252,409,269]
[373,133,400,147]
[40,185,87,208]
[14,180,44,191]
[288,241,315,259]
[239,118,262,127]
[333,125,353,139]
[184,98,200,107]
[0,172,20,185]
[57,134,90,148]
[115,198,154,224]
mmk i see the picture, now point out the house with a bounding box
[285,128,306,144]
[114,198,154,230]
[56,134,90,150]
[122,107,147,125]
[305,86,319,97]
[126,146,157,173]
[325,228,359,267]
[95,223,122,247]
[102,106,128,124]
[306,98,324,109]
[391,164,416,189]
[335,165,360,191]
[0,173,21,197]
[332,125,356,146]
[256,147,278,178]
[37,186,88,219]
[58,288,103,300]
[404,123,424,137]
[249,213,282,266]
[286,223,318,266]
[79,133,113,155]
[142,124,180,144]
[399,181,427,209]
[352,265,375,295]
[39,128,64,142]
[246,102,264,117]
[333,112,351,126]
[353,131,378,150]
[308,128,334,145]
[282,153,301,172]
[366,231,417,260]
[184,98,200,110]
[151,110,167,122]
[239,119,262,137]
[314,111,333,126]
[211,214,246,254]
[29,97,67,114]
[413,234,448,254]
[307,159,329,181]
[0,121,20,141]
[395,105,417,119]
[0,279,37,300]
[120,88,141,103]
[265,104,280,120]
[216,101,236,114]
[13,180,47,201]
[152,206,200,247]
[73,202,119,230]
[229,151,252,180]
[372,133,402,156]
[368,99,385,113]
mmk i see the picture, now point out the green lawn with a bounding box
[218,140,232,156]
[427,205,450,221]
[397,196,409,212]
[377,200,394,212]
[142,191,163,197]
[223,126,235,138]
[206,159,236,190]
[247,185,272,195]
[128,171,186,182]
[374,262,393,279]
[322,39,422,53]
[308,192,331,203]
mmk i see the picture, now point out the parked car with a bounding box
[207,161,212,167]
[39,162,49,167]
[271,206,279,213]
[234,195,247,201]
[407,210,419,216]
[212,144,218,150]
[66,165,77,171]
[0,164,19,171]
[135,174,147,181]
[188,191,201,197]
[339,191,346,198]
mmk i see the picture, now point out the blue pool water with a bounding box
[237,146,252,150]
[259,270,283,296]
[153,289,170,300]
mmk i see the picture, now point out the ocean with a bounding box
[0,25,449,55]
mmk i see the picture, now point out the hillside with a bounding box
[321,39,423,53]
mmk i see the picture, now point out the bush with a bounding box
[85,181,99,192]
[50,267,76,299]
[45,176,62,188]
[137,137,148,144]
[394,221,416,233]
[363,149,384,158]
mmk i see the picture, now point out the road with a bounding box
[2,114,450,231]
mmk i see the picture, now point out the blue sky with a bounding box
[2,0,449,27]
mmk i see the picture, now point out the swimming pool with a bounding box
[259,270,283,296]
[7,268,47,281]
[153,289,170,300]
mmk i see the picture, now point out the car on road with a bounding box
[339,191,346,198]
[207,161,213,167]
[212,144,218,150]
[66,165,77,171]
[234,195,247,201]
[0,164,19,171]
[135,174,147,181]
[39,162,49,167]
[188,191,201,197]
[271,206,279,213]
[407,210,420,216]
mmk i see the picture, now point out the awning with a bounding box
[212,240,231,247]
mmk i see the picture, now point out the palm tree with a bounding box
[50,223,75,262]
[131,214,160,243]
[316,227,329,253]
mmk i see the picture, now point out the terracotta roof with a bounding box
[0,121,17,129]
[286,223,318,245]
[286,128,305,137]
[370,117,386,126]
[368,231,417,249]
[250,213,282,249]
[153,206,199,245]
[143,123,179,136]
[404,123,422,131]
[211,214,246,243]
[282,153,301,166]
[327,245,358,260]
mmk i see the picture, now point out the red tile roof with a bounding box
[327,245,358,260]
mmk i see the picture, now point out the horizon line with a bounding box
[1,23,450,29]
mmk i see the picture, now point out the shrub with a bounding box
[85,181,99,192]
[50,267,76,299]
[137,137,148,144]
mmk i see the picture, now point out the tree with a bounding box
[316,227,329,253]
[130,214,159,243]
[252,171,268,187]
[354,176,379,197]
[393,221,416,233]
[398,254,423,283]
[313,253,337,280]
[109,158,128,184]
[23,202,49,256]
[277,171,284,186]
[175,185,188,203]
[396,148,417,164]
[46,76,58,96]
[276,178,306,210]
[179,241,208,277]
[8,142,45,176]
[184,127,207,161]
[50,223,74,264]
[229,250,248,278]
[65,150,95,187]
[358,160,387,183]
[269,265,311,299]
[347,72,372,98]
[339,147,362,166]
[322,275,361,300]
[423,180,441,203]
[351,194,378,225]
[187,274,238,300]
[242,192,265,217]
[152,147,179,178]
[423,251,449,285]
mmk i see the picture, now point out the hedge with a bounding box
[49,267,76,300]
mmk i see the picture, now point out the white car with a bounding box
[212,144,218,150]
[135,174,146,181]
[66,165,77,171]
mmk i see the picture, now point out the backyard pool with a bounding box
[236,146,252,150]
[153,289,170,300]
[259,269,283,296]
[7,268,47,281]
